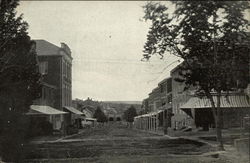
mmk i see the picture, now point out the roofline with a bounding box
[34,39,73,60]
[158,77,172,85]
[170,61,184,74]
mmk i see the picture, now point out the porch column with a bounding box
[139,118,141,129]
[140,117,143,130]
[148,117,149,130]
[152,115,155,131]
[143,118,145,130]
[154,115,157,131]
[156,114,159,131]
[148,116,150,130]
[150,116,153,130]
[136,119,138,129]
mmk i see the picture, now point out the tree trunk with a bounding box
[206,91,224,150]
[216,92,224,150]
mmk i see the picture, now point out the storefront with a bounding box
[26,105,68,136]
[63,106,84,128]
[180,94,250,129]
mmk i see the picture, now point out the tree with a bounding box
[123,105,137,128]
[143,1,249,150]
[93,106,108,123]
[0,0,41,161]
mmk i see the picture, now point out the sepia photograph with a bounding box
[0,0,249,162]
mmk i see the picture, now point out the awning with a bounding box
[27,105,68,115]
[134,110,164,119]
[180,95,250,109]
[64,106,84,115]
[85,117,97,121]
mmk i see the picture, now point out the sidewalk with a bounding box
[134,127,250,162]
[135,127,249,141]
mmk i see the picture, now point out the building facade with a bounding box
[35,40,73,130]
[170,65,194,129]
[141,98,149,114]
[134,77,173,133]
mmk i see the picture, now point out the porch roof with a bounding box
[27,105,68,115]
[180,95,250,109]
[134,110,164,119]
[64,106,84,115]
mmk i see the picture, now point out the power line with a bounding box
[147,59,181,84]
[73,58,170,66]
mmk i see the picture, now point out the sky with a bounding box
[17,1,180,101]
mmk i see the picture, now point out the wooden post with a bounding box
[156,114,159,131]
[152,116,154,130]
[149,116,151,130]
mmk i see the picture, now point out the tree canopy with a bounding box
[123,105,138,123]
[0,0,41,108]
[143,1,249,150]
[143,1,249,93]
[0,0,41,161]
[93,106,108,123]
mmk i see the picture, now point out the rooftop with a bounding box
[35,39,72,59]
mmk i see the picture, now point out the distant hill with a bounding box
[72,98,142,117]
[104,101,142,105]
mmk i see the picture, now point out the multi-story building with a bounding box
[33,40,73,130]
[147,87,161,112]
[158,77,172,109]
[170,65,194,129]
[141,98,149,114]
[172,59,250,130]
[134,77,173,133]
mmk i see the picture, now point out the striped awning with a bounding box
[180,95,250,109]
[27,105,68,115]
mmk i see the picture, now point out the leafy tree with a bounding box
[0,0,41,161]
[93,106,108,123]
[123,105,138,123]
[143,1,249,150]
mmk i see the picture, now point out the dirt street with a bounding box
[25,123,248,163]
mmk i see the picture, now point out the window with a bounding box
[63,60,66,77]
[167,79,172,93]
[167,94,172,103]
[160,84,164,93]
[39,61,48,75]
[65,62,68,78]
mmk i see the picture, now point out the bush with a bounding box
[0,114,29,162]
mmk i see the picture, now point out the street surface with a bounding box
[26,123,248,163]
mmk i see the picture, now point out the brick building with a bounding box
[141,98,149,114]
[158,77,172,110]
[170,65,195,129]
[172,61,250,130]
[29,40,74,130]
[134,77,173,133]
